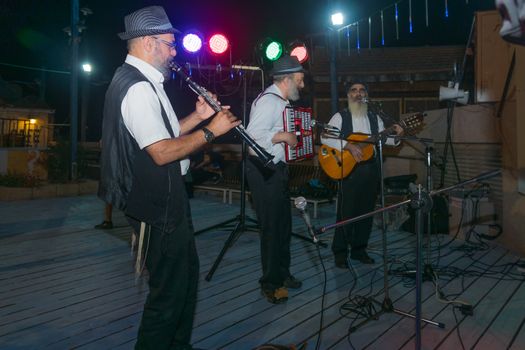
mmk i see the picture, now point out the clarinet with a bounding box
[170,62,274,166]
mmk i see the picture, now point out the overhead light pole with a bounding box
[80,62,92,144]
[330,12,343,115]
[67,2,92,179]
[69,0,80,180]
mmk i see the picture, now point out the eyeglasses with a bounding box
[151,36,177,50]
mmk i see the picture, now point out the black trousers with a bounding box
[246,158,292,291]
[130,219,199,350]
[332,159,380,261]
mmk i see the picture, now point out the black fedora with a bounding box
[118,6,179,40]
[270,55,305,76]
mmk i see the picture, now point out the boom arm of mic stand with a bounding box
[400,136,447,172]
[231,65,265,93]
[397,135,434,144]
[431,169,502,197]
[316,198,411,235]
[315,169,502,236]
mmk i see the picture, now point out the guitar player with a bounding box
[321,82,404,268]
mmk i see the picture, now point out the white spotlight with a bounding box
[82,63,92,73]
[331,12,344,26]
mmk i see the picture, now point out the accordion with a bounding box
[282,106,314,162]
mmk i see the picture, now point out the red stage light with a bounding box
[209,34,229,55]
[290,44,308,63]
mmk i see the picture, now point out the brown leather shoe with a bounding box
[261,287,288,304]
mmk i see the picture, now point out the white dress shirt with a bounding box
[246,84,289,164]
[121,54,190,175]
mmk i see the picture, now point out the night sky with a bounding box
[0,0,496,140]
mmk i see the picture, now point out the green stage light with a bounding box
[264,41,283,61]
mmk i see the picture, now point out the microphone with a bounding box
[362,97,382,107]
[294,197,319,243]
[231,64,261,71]
[311,120,340,132]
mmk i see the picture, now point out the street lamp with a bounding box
[69,0,80,180]
[331,12,344,26]
[82,63,92,73]
[80,62,92,143]
[330,12,344,115]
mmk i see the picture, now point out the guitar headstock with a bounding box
[400,113,425,135]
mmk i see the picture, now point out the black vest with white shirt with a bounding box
[99,63,191,231]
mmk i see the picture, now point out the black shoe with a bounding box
[283,275,302,289]
[350,253,375,264]
[172,344,206,350]
[261,287,288,304]
[335,260,350,269]
[94,221,113,229]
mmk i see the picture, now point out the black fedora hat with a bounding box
[118,6,180,40]
[270,55,305,76]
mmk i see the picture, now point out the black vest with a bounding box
[98,63,190,231]
[339,108,379,139]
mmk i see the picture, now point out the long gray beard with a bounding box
[349,101,368,118]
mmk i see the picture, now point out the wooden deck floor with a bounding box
[0,193,524,350]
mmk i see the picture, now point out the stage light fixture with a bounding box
[290,42,308,63]
[209,33,229,55]
[264,40,283,61]
[182,32,203,53]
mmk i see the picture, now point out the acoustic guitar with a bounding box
[318,113,423,180]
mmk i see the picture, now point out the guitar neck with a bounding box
[354,125,395,147]
[346,113,421,147]
[367,116,413,144]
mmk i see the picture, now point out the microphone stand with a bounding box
[421,138,437,281]
[350,134,444,338]
[395,136,438,282]
[200,69,260,282]
[411,184,434,349]
[316,169,501,349]
[366,102,437,282]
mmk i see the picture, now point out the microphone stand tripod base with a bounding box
[348,296,444,334]
[393,262,438,282]
[194,214,259,236]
